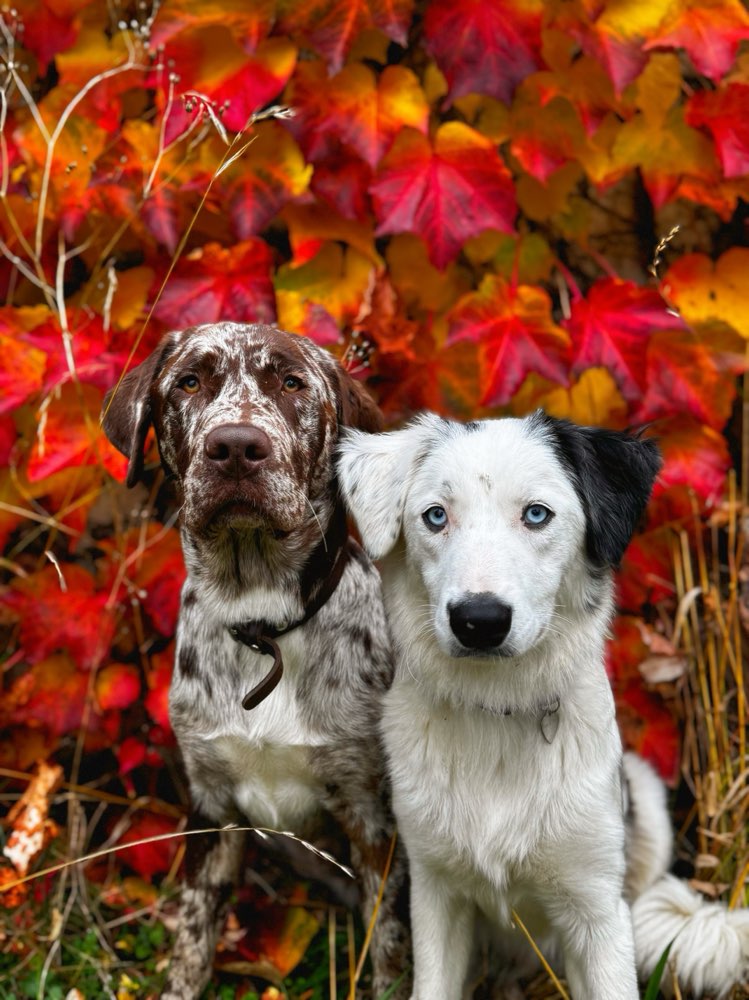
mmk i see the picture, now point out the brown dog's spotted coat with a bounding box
[103,322,410,999]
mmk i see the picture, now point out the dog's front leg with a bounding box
[161,814,247,1000]
[556,895,639,1000]
[409,859,474,1000]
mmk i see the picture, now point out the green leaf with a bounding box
[643,939,675,1000]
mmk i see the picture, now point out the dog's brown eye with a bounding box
[283,375,303,393]
[180,376,200,394]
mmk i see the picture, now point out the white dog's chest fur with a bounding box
[384,681,622,902]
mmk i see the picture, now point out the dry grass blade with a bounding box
[511,908,570,1000]
[348,829,398,998]
[0,824,353,895]
[671,468,748,908]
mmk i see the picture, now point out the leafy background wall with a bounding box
[0,0,747,996]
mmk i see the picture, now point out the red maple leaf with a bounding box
[12,0,82,67]
[2,563,116,670]
[645,0,749,83]
[448,276,570,406]
[566,279,686,403]
[423,0,541,105]
[144,647,174,731]
[205,41,298,133]
[636,328,744,430]
[371,124,516,269]
[116,813,179,880]
[617,684,680,785]
[24,315,130,396]
[277,0,413,73]
[549,6,648,95]
[653,417,731,507]
[286,60,428,172]
[617,528,677,611]
[153,240,277,329]
[127,525,186,637]
[686,83,749,179]
[0,416,15,466]
[311,153,373,223]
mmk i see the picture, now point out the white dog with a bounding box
[339,411,749,999]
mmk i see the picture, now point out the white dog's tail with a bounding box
[632,874,749,998]
[623,753,749,998]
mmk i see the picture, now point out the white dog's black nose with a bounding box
[449,594,512,650]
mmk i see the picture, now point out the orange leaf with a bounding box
[229,121,313,238]
[275,243,374,345]
[0,331,47,413]
[27,383,128,482]
[637,327,744,429]
[95,663,141,712]
[2,654,90,736]
[654,417,731,507]
[644,0,749,83]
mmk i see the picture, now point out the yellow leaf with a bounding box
[386,235,471,314]
[275,242,374,330]
[515,162,584,223]
[55,25,130,86]
[453,95,511,144]
[663,248,749,339]
[597,0,676,40]
[633,53,682,127]
[511,368,628,427]
[81,266,154,330]
[240,121,312,198]
[611,105,718,206]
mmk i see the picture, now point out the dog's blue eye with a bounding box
[423,505,448,531]
[523,504,553,528]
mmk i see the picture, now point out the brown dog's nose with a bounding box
[204,424,271,478]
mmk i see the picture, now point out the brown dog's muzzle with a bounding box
[203,423,272,480]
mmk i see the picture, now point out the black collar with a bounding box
[228,532,353,710]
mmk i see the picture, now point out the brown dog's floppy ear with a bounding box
[335,367,383,433]
[101,332,181,488]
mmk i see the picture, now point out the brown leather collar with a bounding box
[228,535,353,710]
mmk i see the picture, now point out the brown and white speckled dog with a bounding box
[102,322,410,999]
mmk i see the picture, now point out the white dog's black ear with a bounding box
[338,415,445,559]
[536,413,662,568]
[101,331,182,487]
